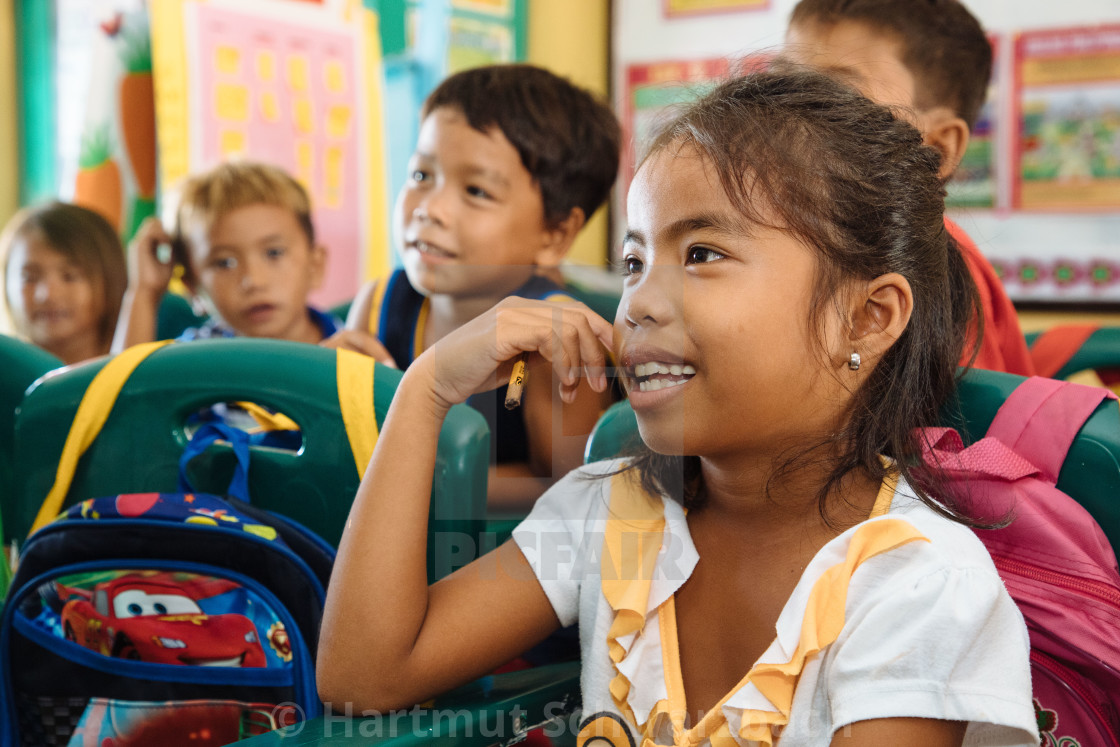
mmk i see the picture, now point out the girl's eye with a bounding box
[466,185,491,199]
[265,247,285,259]
[621,256,643,276]
[686,246,724,264]
[213,257,237,270]
[410,169,430,183]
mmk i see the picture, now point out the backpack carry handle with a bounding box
[178,422,252,503]
[986,377,1116,484]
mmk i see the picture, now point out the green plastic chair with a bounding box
[156,291,209,340]
[1024,326,1120,381]
[584,368,1120,552]
[9,339,489,581]
[0,335,62,597]
[233,660,580,745]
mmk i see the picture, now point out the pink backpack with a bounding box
[921,376,1120,747]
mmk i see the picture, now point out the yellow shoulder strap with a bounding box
[336,348,379,478]
[366,278,389,336]
[29,341,173,536]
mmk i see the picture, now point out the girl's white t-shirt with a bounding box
[512,459,1039,747]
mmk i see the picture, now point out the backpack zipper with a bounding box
[1031,648,1120,747]
[991,553,1120,609]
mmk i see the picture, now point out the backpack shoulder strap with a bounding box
[986,376,1115,484]
[29,341,173,536]
[336,348,378,478]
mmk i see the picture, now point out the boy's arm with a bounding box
[319,279,400,366]
[317,298,613,713]
[112,218,176,352]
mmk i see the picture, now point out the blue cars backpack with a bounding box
[0,342,381,746]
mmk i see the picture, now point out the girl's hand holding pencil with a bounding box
[410,296,614,414]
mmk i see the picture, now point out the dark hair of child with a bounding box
[621,69,983,527]
[4,201,127,348]
[421,64,622,227]
[789,0,992,129]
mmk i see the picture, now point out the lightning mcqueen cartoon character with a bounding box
[60,572,267,667]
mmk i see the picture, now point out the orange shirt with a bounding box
[947,218,1034,376]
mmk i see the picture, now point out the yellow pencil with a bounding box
[504,352,529,410]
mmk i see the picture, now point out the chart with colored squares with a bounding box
[150,0,389,305]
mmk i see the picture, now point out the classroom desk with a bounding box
[235,661,581,746]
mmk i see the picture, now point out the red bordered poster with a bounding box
[1013,24,1120,211]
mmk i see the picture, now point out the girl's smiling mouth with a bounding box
[631,361,697,392]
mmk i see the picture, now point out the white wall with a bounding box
[612,0,1120,304]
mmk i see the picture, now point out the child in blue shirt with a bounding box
[332,64,621,510]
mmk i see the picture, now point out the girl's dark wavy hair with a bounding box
[618,69,983,527]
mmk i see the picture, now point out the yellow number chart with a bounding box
[151,0,390,302]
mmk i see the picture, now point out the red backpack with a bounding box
[921,376,1120,747]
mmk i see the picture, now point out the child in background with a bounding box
[113,161,339,350]
[3,202,126,365]
[781,0,1034,376]
[318,71,1037,745]
[331,64,621,509]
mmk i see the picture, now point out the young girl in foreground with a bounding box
[319,71,1038,746]
[2,202,126,365]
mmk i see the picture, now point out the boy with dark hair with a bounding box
[782,0,1033,375]
[332,64,621,508]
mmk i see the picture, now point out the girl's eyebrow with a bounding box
[661,212,745,242]
[624,212,743,249]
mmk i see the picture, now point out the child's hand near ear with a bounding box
[127,218,177,300]
[113,217,179,352]
[412,296,614,413]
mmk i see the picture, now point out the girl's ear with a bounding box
[847,272,913,367]
[535,207,586,269]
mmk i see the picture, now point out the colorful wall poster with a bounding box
[446,0,525,75]
[1013,24,1120,211]
[150,0,389,304]
[947,33,999,209]
[57,1,157,240]
[663,0,769,17]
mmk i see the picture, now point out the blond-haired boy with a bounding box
[114,160,336,349]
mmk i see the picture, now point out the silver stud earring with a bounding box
[848,352,861,371]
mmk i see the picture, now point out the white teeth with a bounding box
[638,377,689,392]
[633,361,696,379]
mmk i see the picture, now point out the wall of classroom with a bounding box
[527,0,610,267]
